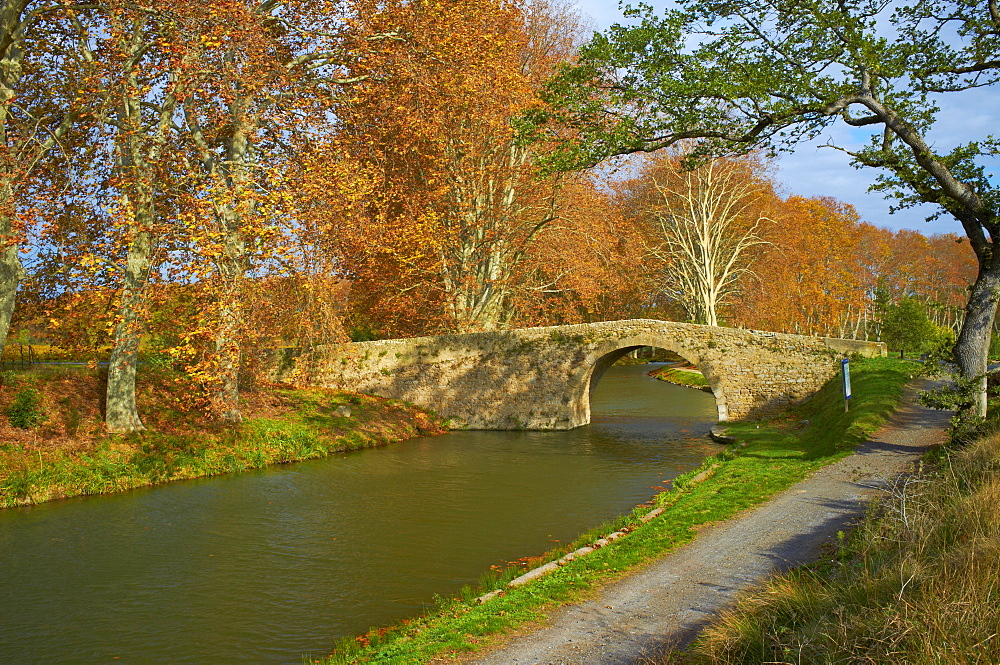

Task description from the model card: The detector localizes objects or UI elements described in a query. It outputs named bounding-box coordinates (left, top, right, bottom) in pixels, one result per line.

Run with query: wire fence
left=0, top=344, right=38, bottom=371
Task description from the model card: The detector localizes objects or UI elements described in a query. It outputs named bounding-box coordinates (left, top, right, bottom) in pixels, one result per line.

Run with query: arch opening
left=582, top=344, right=728, bottom=425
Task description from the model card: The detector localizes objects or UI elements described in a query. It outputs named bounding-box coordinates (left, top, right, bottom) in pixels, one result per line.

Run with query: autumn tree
left=43, top=0, right=197, bottom=433
left=0, top=1, right=94, bottom=354
left=623, top=152, right=775, bottom=326
left=537, top=0, right=1000, bottom=416
left=45, top=0, right=355, bottom=429
left=506, top=172, right=654, bottom=326
left=921, top=235, right=978, bottom=330
left=733, top=197, right=870, bottom=337
left=172, top=0, right=351, bottom=421
left=332, top=0, right=588, bottom=336
left=876, top=230, right=977, bottom=332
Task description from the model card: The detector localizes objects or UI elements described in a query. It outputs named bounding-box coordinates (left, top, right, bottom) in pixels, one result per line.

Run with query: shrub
left=7, top=388, right=46, bottom=429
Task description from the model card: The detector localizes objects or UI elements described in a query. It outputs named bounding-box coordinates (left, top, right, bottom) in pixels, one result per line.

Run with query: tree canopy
left=0, top=0, right=982, bottom=432
left=534, top=0, right=999, bottom=414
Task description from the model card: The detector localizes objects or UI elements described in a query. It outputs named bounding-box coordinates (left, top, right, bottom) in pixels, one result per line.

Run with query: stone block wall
left=275, top=319, right=886, bottom=430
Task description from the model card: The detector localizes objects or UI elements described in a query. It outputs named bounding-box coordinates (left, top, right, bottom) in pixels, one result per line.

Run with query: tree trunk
left=705, top=299, right=718, bottom=327
left=213, top=210, right=245, bottom=423
left=0, top=3, right=25, bottom=356
left=954, top=257, right=1000, bottom=418
left=106, top=227, right=154, bottom=433
left=0, top=208, right=23, bottom=353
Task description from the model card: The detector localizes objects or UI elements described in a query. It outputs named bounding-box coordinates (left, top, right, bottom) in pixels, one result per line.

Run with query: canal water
left=0, top=363, right=718, bottom=663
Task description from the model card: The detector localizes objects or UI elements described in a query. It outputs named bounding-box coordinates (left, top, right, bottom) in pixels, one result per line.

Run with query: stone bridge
left=281, top=319, right=885, bottom=430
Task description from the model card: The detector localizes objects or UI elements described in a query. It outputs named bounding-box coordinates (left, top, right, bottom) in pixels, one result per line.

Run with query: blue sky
left=572, top=0, right=1000, bottom=236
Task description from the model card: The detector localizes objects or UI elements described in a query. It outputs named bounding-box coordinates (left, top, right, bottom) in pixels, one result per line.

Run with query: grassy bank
left=0, top=366, right=445, bottom=508
left=682, top=413, right=1000, bottom=663
left=316, top=357, right=916, bottom=664
left=649, top=365, right=711, bottom=391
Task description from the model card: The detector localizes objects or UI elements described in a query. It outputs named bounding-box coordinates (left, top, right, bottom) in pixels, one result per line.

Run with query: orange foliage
left=328, top=0, right=588, bottom=336
left=511, top=174, right=658, bottom=326
left=732, top=196, right=976, bottom=338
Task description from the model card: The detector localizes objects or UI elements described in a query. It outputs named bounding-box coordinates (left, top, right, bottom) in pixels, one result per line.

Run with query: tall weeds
left=688, top=433, right=1000, bottom=664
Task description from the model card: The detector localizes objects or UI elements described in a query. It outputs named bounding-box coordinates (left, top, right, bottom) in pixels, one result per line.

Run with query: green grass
left=0, top=378, right=440, bottom=508
left=651, top=366, right=711, bottom=390
left=316, top=357, right=916, bottom=664
left=685, top=409, right=1000, bottom=665
left=0, top=417, right=395, bottom=508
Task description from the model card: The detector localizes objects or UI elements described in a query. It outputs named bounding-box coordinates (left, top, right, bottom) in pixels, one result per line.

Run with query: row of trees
left=3, top=0, right=983, bottom=432
left=615, top=150, right=975, bottom=344
left=7, top=0, right=604, bottom=432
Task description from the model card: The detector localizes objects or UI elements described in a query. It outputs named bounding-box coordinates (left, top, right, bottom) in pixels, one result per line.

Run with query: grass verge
left=649, top=365, right=711, bottom=390
left=315, top=356, right=916, bottom=664
left=681, top=408, right=1000, bottom=664
left=0, top=366, right=445, bottom=508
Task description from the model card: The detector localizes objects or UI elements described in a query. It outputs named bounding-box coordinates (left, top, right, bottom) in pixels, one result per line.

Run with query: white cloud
left=573, top=0, right=636, bottom=30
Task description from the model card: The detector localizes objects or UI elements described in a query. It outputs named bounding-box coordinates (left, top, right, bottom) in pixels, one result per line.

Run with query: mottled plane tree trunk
left=208, top=121, right=251, bottom=424
left=102, top=6, right=186, bottom=432
left=184, top=85, right=254, bottom=423
left=105, top=210, right=155, bottom=432
left=0, top=0, right=31, bottom=355
left=0, top=183, right=25, bottom=350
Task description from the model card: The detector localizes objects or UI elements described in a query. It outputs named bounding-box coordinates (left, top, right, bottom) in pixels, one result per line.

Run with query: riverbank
left=318, top=356, right=917, bottom=664
left=0, top=366, right=446, bottom=508
left=648, top=363, right=712, bottom=391
left=475, top=379, right=950, bottom=664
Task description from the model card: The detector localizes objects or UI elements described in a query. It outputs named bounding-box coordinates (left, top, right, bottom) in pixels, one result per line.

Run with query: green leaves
left=6, top=387, right=45, bottom=429
left=535, top=0, right=992, bottom=179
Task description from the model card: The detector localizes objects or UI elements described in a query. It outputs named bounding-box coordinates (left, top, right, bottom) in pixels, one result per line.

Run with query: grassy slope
left=649, top=365, right=711, bottom=390
left=686, top=405, right=1000, bottom=664
left=319, top=357, right=916, bottom=664
left=0, top=366, right=445, bottom=508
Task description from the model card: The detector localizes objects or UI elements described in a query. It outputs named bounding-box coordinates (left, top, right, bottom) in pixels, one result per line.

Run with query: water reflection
left=0, top=363, right=717, bottom=663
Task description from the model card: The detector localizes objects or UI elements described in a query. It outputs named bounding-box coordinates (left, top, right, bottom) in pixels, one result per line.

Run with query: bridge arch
left=577, top=336, right=729, bottom=425
left=286, top=319, right=886, bottom=430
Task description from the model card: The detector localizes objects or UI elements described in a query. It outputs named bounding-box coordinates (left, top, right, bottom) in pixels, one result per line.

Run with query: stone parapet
left=274, top=320, right=886, bottom=430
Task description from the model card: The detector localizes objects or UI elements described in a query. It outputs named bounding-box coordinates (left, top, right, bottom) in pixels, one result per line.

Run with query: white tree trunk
left=648, top=159, right=770, bottom=327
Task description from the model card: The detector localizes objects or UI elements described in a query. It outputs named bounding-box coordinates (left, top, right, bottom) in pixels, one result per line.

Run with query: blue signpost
left=842, top=358, right=852, bottom=412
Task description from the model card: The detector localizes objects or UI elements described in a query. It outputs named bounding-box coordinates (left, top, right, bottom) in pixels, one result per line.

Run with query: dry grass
left=680, top=432, right=1000, bottom=665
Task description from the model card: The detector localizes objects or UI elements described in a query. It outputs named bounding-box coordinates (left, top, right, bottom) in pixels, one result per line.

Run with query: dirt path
left=472, top=381, right=950, bottom=665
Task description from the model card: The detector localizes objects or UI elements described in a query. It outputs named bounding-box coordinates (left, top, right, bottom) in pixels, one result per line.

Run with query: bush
left=348, top=325, right=380, bottom=342
left=7, top=388, right=46, bottom=429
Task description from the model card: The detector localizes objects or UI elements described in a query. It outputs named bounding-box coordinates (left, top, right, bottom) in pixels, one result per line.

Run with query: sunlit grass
left=650, top=366, right=711, bottom=390
left=0, top=368, right=443, bottom=508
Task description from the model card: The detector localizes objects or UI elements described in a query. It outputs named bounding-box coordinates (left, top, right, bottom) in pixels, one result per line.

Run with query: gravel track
left=472, top=380, right=950, bottom=665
